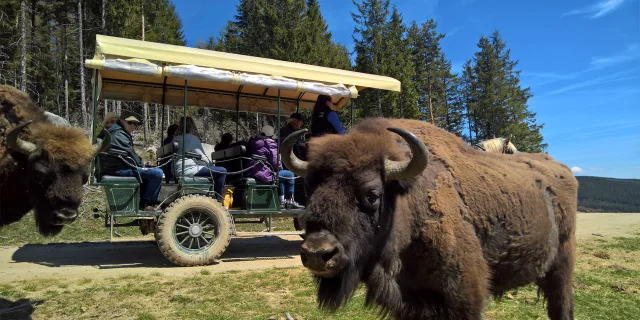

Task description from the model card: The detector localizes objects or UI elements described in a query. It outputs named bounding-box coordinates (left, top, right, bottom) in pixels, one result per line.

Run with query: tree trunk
left=55, top=26, right=61, bottom=115
left=102, top=0, right=106, bottom=31
left=63, top=22, right=69, bottom=120
left=30, top=0, right=37, bottom=102
left=104, top=100, right=108, bottom=117
left=78, top=0, right=87, bottom=129
left=443, top=75, right=449, bottom=130
left=116, top=101, right=121, bottom=114
left=19, top=0, right=27, bottom=92
left=428, top=87, right=434, bottom=125
left=143, top=102, right=148, bottom=144
left=155, top=104, right=159, bottom=138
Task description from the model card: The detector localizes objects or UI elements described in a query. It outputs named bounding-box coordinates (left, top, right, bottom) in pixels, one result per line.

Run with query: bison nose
left=55, top=209, right=78, bottom=224
left=300, top=233, right=344, bottom=276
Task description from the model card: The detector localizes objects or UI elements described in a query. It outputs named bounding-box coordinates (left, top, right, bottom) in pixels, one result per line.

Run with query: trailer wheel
left=155, top=194, right=232, bottom=266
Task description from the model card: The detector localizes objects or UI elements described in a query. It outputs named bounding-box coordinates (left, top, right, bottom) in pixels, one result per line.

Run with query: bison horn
left=280, top=129, right=308, bottom=177
left=91, top=129, right=111, bottom=156
left=5, top=121, right=38, bottom=155
left=384, top=128, right=429, bottom=180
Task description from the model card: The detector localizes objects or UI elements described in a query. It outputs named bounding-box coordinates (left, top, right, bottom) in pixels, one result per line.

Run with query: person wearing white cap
left=247, top=124, right=304, bottom=209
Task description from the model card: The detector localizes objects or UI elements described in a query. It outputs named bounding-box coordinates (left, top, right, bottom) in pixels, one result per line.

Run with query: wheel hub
left=189, top=224, right=203, bottom=237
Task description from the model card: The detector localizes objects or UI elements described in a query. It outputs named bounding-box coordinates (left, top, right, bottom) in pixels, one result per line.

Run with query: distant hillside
left=576, top=176, right=640, bottom=213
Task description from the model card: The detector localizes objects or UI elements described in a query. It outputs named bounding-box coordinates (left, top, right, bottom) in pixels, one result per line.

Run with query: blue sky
left=173, top=0, right=640, bottom=179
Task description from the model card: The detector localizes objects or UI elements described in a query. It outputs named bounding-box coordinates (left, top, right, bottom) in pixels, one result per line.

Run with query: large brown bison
left=0, top=85, right=110, bottom=235
left=281, top=118, right=577, bottom=320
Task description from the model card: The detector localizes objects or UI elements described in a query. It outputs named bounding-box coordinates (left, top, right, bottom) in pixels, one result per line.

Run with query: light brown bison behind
left=282, top=118, right=578, bottom=320
left=0, top=85, right=109, bottom=235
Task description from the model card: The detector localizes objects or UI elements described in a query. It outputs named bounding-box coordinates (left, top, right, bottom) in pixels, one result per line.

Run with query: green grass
left=0, top=190, right=297, bottom=246
left=1, top=236, right=639, bottom=320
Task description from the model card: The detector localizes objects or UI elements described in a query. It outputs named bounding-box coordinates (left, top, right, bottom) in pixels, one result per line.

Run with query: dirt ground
left=1, top=212, right=638, bottom=284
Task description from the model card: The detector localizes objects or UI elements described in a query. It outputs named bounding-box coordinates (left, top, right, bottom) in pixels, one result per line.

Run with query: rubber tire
left=155, top=194, right=232, bottom=267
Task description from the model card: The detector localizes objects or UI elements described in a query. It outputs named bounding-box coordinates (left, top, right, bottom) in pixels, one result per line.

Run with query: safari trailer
left=85, top=34, right=401, bottom=267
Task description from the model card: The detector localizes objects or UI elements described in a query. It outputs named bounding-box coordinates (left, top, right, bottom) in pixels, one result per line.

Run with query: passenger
left=279, top=112, right=304, bottom=141
left=248, top=125, right=304, bottom=209
left=163, top=124, right=179, bottom=145
left=214, top=132, right=234, bottom=151
left=99, top=111, right=163, bottom=211
left=97, top=112, right=119, bottom=141
left=279, top=112, right=307, bottom=163
left=310, top=94, right=347, bottom=138
left=173, top=117, right=228, bottom=202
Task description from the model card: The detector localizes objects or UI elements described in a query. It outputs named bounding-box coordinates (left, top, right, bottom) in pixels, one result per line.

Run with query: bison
left=0, top=85, right=110, bottom=236
left=281, top=118, right=577, bottom=320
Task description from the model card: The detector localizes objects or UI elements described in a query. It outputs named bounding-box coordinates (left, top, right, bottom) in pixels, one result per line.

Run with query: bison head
left=281, top=124, right=428, bottom=310
left=5, top=120, right=110, bottom=235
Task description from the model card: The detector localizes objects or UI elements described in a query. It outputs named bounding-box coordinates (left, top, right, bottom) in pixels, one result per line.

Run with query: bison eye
left=366, top=191, right=380, bottom=205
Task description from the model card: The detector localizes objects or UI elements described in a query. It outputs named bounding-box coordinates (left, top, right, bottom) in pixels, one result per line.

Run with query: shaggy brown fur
left=1, top=85, right=94, bottom=235
left=301, top=118, right=577, bottom=320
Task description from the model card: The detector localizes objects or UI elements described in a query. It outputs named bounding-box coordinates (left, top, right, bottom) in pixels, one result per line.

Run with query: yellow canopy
left=85, top=35, right=401, bottom=115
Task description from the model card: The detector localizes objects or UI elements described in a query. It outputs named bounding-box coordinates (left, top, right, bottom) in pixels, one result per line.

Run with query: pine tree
left=464, top=30, right=547, bottom=152
left=380, top=7, right=418, bottom=119
left=352, top=0, right=390, bottom=118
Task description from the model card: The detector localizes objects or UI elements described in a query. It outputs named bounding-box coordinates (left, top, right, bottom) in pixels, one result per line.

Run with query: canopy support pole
left=235, top=96, right=239, bottom=140
left=89, top=69, right=99, bottom=184
left=182, top=80, right=187, bottom=177
left=160, top=76, right=167, bottom=144
left=276, top=89, right=281, bottom=211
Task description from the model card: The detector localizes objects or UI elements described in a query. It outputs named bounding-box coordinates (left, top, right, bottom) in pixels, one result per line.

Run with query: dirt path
left=0, top=233, right=303, bottom=283
left=575, top=212, right=640, bottom=240
left=1, top=213, right=638, bottom=284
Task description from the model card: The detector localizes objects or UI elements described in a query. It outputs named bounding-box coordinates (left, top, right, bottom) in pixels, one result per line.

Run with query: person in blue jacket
left=310, top=95, right=347, bottom=138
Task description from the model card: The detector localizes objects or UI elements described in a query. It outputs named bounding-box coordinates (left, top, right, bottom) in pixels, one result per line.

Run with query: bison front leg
left=537, top=236, right=575, bottom=320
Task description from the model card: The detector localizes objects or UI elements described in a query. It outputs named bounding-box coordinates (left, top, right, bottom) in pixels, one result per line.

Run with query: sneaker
left=288, top=198, right=304, bottom=210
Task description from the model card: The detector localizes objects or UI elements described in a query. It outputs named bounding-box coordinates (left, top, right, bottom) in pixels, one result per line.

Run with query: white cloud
left=590, top=43, right=640, bottom=67
left=571, top=166, right=584, bottom=174
left=544, top=69, right=639, bottom=96
left=564, top=0, right=628, bottom=19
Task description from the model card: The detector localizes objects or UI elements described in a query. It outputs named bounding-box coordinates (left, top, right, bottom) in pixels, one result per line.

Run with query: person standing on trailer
left=310, top=95, right=347, bottom=138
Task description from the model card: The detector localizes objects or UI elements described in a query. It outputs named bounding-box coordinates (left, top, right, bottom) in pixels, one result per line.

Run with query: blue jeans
left=195, top=165, right=227, bottom=201
left=116, top=167, right=164, bottom=206
left=278, top=170, right=295, bottom=197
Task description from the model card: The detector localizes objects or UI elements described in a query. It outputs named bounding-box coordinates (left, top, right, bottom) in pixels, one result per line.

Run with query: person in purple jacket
left=247, top=125, right=304, bottom=209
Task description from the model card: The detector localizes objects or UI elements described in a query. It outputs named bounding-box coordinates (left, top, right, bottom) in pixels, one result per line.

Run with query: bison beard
left=284, top=118, right=577, bottom=320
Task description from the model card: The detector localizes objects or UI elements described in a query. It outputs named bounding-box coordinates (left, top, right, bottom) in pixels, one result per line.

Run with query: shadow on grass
left=0, top=297, right=41, bottom=320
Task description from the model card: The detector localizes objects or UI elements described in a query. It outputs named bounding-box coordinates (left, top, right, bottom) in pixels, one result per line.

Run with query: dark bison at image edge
left=281, top=118, right=578, bottom=320
left=0, top=85, right=110, bottom=236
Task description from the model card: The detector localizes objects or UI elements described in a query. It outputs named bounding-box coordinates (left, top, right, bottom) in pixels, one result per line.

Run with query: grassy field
left=1, top=229, right=639, bottom=319
left=0, top=190, right=296, bottom=247
left=2, top=193, right=640, bottom=319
